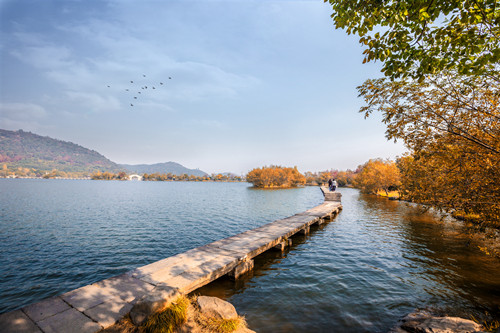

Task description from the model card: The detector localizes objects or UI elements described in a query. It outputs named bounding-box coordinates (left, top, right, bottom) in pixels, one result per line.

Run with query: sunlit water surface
left=1, top=179, right=499, bottom=332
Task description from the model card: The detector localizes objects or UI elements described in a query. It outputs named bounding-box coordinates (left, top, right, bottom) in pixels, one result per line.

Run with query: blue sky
left=0, top=0, right=406, bottom=174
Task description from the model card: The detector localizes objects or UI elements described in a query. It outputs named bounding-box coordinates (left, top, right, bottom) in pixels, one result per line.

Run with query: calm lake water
left=1, top=179, right=499, bottom=332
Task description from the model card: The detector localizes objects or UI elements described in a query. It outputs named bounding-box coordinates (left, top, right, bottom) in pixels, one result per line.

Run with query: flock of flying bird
left=107, top=74, right=172, bottom=107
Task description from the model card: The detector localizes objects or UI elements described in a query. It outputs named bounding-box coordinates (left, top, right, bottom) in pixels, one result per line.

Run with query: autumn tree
left=246, top=166, right=306, bottom=188
left=359, top=73, right=500, bottom=225
left=0, top=164, right=10, bottom=177
left=90, top=171, right=116, bottom=180
left=43, top=169, right=68, bottom=179
left=304, top=171, right=319, bottom=185
left=336, top=170, right=356, bottom=187
left=358, top=74, right=500, bottom=155
left=397, top=150, right=499, bottom=226
left=353, top=159, right=401, bottom=194
left=116, top=171, right=128, bottom=180
left=327, top=1, right=500, bottom=227
left=318, top=171, right=332, bottom=185
left=325, top=0, right=500, bottom=79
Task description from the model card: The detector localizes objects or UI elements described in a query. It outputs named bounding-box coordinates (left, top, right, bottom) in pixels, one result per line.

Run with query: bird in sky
left=107, top=74, right=174, bottom=109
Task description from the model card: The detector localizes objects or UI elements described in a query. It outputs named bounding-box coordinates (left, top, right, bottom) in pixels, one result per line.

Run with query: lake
left=1, top=179, right=499, bottom=332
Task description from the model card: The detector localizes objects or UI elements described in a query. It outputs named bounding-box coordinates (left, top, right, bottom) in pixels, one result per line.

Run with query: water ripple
left=0, top=180, right=322, bottom=313
left=1, top=181, right=499, bottom=333
left=196, top=188, right=500, bottom=332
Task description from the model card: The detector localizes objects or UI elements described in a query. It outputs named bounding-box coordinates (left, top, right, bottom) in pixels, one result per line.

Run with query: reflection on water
left=196, top=188, right=500, bottom=333
left=0, top=179, right=323, bottom=314
left=1, top=181, right=499, bottom=332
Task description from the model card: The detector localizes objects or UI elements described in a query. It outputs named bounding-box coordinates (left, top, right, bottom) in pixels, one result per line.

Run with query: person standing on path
left=332, top=179, right=337, bottom=191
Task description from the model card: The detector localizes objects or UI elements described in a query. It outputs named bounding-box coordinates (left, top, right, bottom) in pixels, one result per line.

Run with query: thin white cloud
left=127, top=100, right=177, bottom=113
left=10, top=32, right=74, bottom=70
left=0, top=102, right=47, bottom=120
left=0, top=102, right=48, bottom=131
left=194, top=119, right=226, bottom=129
left=63, top=91, right=121, bottom=113
left=166, top=60, right=260, bottom=101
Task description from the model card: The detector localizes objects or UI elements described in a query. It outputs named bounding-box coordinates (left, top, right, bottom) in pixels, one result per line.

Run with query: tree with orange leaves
left=353, top=159, right=401, bottom=195
left=246, top=166, right=306, bottom=188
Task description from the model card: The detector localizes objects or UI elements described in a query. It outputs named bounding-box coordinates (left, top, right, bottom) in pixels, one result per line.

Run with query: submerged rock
left=389, top=310, right=487, bottom=333
left=178, top=296, right=255, bottom=333
left=196, top=295, right=238, bottom=319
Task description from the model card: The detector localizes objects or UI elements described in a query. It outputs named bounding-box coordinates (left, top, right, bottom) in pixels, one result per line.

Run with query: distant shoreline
left=0, top=176, right=246, bottom=182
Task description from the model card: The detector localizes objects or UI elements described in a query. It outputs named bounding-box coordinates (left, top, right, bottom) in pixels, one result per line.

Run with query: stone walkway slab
left=83, top=296, right=133, bottom=328
left=23, top=297, right=70, bottom=323
left=61, top=284, right=115, bottom=312
left=93, top=274, right=155, bottom=304
left=0, top=191, right=341, bottom=332
left=0, top=310, right=41, bottom=333
left=36, top=308, right=101, bottom=333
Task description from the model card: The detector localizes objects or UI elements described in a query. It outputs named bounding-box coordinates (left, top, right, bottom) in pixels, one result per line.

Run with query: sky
left=0, top=0, right=406, bottom=175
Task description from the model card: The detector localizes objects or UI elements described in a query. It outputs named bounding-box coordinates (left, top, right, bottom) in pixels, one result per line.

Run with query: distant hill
left=0, top=129, right=122, bottom=173
left=121, top=162, right=208, bottom=177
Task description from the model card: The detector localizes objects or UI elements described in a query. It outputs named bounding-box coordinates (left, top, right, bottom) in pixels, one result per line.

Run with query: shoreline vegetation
left=0, top=166, right=245, bottom=182
left=93, top=171, right=244, bottom=182
left=246, top=166, right=306, bottom=188
left=322, top=0, right=500, bottom=258
left=2, top=156, right=498, bottom=235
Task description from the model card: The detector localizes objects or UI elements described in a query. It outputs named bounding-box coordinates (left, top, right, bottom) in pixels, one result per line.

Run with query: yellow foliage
left=359, top=73, right=500, bottom=227
left=376, top=190, right=400, bottom=199
left=352, top=159, right=401, bottom=194
left=246, top=166, right=306, bottom=188
left=397, top=142, right=500, bottom=227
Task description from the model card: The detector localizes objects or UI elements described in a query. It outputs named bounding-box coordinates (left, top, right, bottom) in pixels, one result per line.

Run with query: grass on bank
left=199, top=315, right=246, bottom=333
left=143, top=296, right=189, bottom=333
left=140, top=294, right=246, bottom=333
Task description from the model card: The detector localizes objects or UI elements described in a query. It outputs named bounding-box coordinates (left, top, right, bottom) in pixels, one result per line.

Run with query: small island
left=246, top=165, right=306, bottom=188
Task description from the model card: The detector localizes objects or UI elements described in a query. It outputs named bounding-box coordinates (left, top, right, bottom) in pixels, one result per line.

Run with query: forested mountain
left=0, top=129, right=122, bottom=173
left=0, top=129, right=212, bottom=177
left=120, top=162, right=208, bottom=177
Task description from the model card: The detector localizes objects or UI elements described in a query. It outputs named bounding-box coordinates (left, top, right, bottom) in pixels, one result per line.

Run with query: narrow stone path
left=0, top=188, right=341, bottom=333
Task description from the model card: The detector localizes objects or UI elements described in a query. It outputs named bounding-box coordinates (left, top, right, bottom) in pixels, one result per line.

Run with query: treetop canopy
left=325, top=0, right=500, bottom=79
